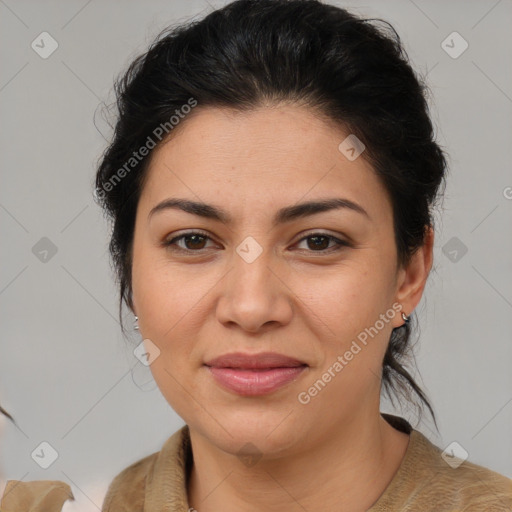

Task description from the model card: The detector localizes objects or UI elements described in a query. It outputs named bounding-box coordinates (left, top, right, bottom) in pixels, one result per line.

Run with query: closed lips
left=204, top=352, right=307, bottom=369
left=204, top=352, right=309, bottom=396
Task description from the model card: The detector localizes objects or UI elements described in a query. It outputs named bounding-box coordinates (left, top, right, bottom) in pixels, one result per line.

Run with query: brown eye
left=163, top=231, right=349, bottom=255
left=306, top=235, right=331, bottom=251
left=296, top=233, right=349, bottom=253
left=181, top=234, right=207, bottom=250
left=164, top=231, right=215, bottom=252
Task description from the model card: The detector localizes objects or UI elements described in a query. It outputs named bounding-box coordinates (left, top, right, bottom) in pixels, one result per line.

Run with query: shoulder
left=1, top=480, right=74, bottom=511
left=101, top=450, right=159, bottom=511
left=101, top=425, right=190, bottom=511
left=372, top=427, right=512, bottom=511
left=424, top=446, right=512, bottom=510
left=407, top=430, right=511, bottom=510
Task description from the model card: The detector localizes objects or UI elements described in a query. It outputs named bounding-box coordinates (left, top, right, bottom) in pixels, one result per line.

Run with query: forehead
left=138, top=105, right=392, bottom=224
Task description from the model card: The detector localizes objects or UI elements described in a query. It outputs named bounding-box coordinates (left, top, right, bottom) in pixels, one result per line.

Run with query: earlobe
left=394, top=226, right=434, bottom=325
left=400, top=311, right=410, bottom=324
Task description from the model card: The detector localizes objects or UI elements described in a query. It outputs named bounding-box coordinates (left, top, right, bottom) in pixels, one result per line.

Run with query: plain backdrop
left=1, top=0, right=511, bottom=509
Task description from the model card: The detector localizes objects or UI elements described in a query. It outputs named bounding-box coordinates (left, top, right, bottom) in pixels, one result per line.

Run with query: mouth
left=204, top=352, right=308, bottom=396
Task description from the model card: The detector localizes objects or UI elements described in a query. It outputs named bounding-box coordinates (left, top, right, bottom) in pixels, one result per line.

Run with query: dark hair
left=0, top=404, right=15, bottom=424
left=95, top=0, right=446, bottom=426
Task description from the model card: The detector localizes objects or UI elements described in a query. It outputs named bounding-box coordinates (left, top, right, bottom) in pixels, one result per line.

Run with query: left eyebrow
left=273, top=197, right=370, bottom=225
left=148, top=197, right=370, bottom=225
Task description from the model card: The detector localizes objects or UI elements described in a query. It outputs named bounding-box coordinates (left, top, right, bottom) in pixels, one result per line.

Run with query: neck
left=187, top=411, right=410, bottom=512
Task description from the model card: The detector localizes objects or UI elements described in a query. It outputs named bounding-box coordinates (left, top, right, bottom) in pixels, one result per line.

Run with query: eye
left=163, top=231, right=349, bottom=254
left=163, top=231, right=217, bottom=252
left=294, top=232, right=349, bottom=253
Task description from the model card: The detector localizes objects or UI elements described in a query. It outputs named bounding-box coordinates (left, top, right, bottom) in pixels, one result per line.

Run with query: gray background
left=1, top=0, right=511, bottom=509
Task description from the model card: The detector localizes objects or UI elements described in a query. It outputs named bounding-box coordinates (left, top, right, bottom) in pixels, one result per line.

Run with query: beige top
left=2, top=414, right=511, bottom=511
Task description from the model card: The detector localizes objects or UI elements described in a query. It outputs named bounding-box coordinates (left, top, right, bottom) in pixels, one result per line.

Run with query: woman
left=2, top=0, right=511, bottom=510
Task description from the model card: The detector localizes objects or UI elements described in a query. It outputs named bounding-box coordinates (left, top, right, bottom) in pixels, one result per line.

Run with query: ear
left=392, top=226, right=434, bottom=328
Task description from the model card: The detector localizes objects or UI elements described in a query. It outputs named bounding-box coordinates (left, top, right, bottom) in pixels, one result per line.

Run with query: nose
left=215, top=250, right=293, bottom=334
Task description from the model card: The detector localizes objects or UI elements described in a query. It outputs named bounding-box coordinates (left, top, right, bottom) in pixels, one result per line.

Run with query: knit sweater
left=2, top=414, right=511, bottom=511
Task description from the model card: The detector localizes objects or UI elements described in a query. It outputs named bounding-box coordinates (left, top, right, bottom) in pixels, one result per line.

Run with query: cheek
left=132, top=243, right=205, bottom=331
left=131, top=253, right=207, bottom=409
left=298, top=262, right=394, bottom=335
left=295, top=268, right=396, bottom=399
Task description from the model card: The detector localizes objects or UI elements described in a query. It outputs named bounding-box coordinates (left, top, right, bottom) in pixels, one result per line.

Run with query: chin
left=191, top=408, right=307, bottom=459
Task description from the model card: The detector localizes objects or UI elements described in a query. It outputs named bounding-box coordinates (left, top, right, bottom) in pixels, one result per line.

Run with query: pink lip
left=204, top=352, right=308, bottom=396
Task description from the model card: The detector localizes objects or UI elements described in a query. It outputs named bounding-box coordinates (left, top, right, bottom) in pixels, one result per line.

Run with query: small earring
left=401, top=312, right=409, bottom=324
left=134, top=315, right=139, bottom=330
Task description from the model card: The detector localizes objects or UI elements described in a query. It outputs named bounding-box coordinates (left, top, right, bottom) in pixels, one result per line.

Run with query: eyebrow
left=148, top=197, right=370, bottom=226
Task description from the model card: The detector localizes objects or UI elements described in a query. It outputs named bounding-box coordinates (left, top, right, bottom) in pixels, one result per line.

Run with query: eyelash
left=163, top=230, right=350, bottom=255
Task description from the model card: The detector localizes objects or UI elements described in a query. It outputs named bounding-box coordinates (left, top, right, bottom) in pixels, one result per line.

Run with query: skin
left=131, top=104, right=434, bottom=511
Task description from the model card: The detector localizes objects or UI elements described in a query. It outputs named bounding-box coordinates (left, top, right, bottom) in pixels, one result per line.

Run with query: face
left=131, top=105, right=424, bottom=458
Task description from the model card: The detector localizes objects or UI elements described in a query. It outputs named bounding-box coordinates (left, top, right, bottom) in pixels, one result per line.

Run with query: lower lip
left=206, top=366, right=307, bottom=396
